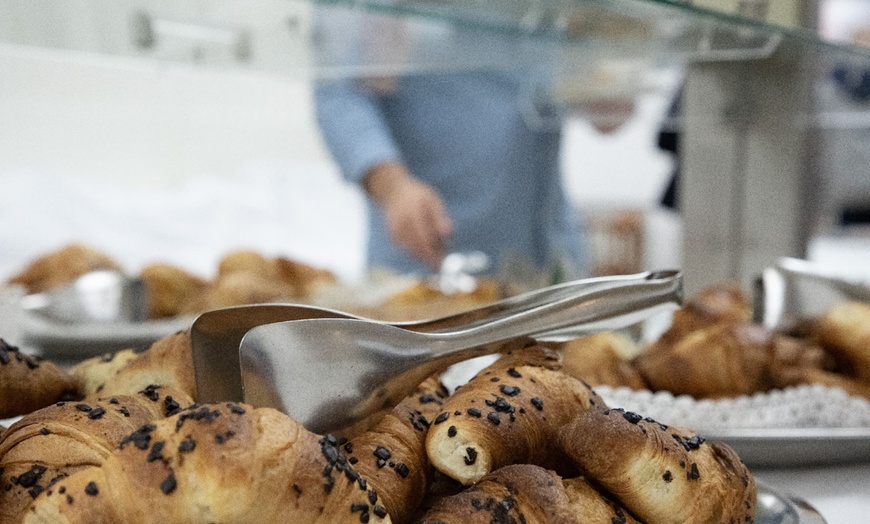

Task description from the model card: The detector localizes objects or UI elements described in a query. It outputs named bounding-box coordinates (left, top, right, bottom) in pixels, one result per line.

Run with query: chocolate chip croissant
left=557, top=406, right=756, bottom=524
left=1, top=385, right=193, bottom=524
left=0, top=339, right=78, bottom=419
left=96, top=331, right=196, bottom=400
left=417, top=464, right=641, bottom=524
left=25, top=403, right=391, bottom=524
left=343, top=377, right=448, bottom=523
left=425, top=346, right=601, bottom=485
left=69, top=349, right=139, bottom=399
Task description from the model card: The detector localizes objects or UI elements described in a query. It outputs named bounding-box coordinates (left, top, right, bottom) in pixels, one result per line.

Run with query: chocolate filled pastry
left=96, top=331, right=196, bottom=400
left=0, top=339, right=78, bottom=419
left=5, top=243, right=121, bottom=294
left=425, top=346, right=602, bottom=485
left=343, top=377, right=447, bottom=523
left=137, top=263, right=209, bottom=319
left=557, top=406, right=756, bottom=524
left=417, top=464, right=641, bottom=524
left=1, top=385, right=193, bottom=524
left=812, top=301, right=870, bottom=383
left=558, top=332, right=646, bottom=390
left=25, top=403, right=390, bottom=524
left=633, top=322, right=775, bottom=398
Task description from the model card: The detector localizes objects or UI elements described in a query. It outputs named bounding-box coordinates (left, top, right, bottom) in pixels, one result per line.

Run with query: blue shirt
left=313, top=16, right=587, bottom=279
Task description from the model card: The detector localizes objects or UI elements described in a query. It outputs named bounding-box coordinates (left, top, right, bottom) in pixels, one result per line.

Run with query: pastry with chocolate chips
left=557, top=406, right=756, bottom=524
left=25, top=403, right=389, bottom=524
left=0, top=385, right=193, bottom=523
left=425, top=346, right=601, bottom=485
left=0, top=339, right=78, bottom=419
left=417, top=464, right=640, bottom=524
left=69, top=349, right=139, bottom=399
left=343, top=376, right=447, bottom=523
left=96, top=331, right=196, bottom=400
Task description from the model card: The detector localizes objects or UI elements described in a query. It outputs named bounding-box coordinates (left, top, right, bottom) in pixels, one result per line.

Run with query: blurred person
left=313, top=10, right=633, bottom=280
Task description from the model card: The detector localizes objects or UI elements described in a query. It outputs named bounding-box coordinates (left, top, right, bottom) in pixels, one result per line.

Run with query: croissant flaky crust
left=343, top=376, right=448, bottom=523
left=0, top=385, right=194, bottom=524
left=425, top=346, right=601, bottom=485
left=25, top=403, right=391, bottom=524
left=634, top=323, right=776, bottom=398
left=0, top=340, right=78, bottom=419
left=95, top=331, right=196, bottom=400
left=417, top=464, right=641, bottom=524
left=558, top=406, right=756, bottom=524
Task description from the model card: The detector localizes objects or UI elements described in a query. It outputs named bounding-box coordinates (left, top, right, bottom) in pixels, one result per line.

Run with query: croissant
left=557, top=406, right=756, bottom=524
left=660, top=282, right=751, bottom=344
left=137, top=263, right=208, bottom=319
left=774, top=366, right=870, bottom=400
left=69, top=349, right=139, bottom=399
left=273, top=256, right=338, bottom=299
left=343, top=377, right=448, bottom=523
left=97, top=331, right=196, bottom=400
left=417, top=464, right=641, bottom=524
left=634, top=322, right=775, bottom=398
left=0, top=339, right=78, bottom=419
left=1, top=385, right=193, bottom=524
left=812, top=301, right=870, bottom=383
left=5, top=243, right=121, bottom=294
left=425, top=346, right=601, bottom=485
left=558, top=332, right=646, bottom=390
left=184, top=271, right=298, bottom=314
left=25, top=403, right=391, bottom=524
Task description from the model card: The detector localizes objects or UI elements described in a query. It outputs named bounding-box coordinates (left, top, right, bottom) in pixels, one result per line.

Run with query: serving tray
left=705, top=427, right=870, bottom=468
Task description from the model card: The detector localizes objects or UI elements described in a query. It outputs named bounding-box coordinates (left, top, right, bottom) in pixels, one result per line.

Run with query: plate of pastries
left=1, top=312, right=828, bottom=522
left=550, top=281, right=870, bottom=467
left=2, top=244, right=501, bottom=358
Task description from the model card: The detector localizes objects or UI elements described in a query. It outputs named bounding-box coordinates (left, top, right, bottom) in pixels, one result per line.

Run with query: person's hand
left=364, top=162, right=453, bottom=271
left=581, top=97, right=636, bottom=134
left=852, top=27, right=870, bottom=48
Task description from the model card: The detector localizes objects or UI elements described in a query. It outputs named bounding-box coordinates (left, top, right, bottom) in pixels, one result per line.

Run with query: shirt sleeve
left=313, top=78, right=403, bottom=185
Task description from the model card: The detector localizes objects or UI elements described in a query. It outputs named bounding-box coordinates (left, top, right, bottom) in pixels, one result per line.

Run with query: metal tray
left=19, top=311, right=195, bottom=358
left=705, top=427, right=870, bottom=468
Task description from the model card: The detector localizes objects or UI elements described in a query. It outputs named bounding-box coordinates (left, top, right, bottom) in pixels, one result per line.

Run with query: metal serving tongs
left=191, top=270, right=679, bottom=404
left=234, top=270, right=681, bottom=434
left=755, top=257, right=870, bottom=332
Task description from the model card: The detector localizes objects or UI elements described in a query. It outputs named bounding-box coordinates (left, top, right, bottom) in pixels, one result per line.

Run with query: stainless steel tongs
left=227, top=270, right=682, bottom=434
